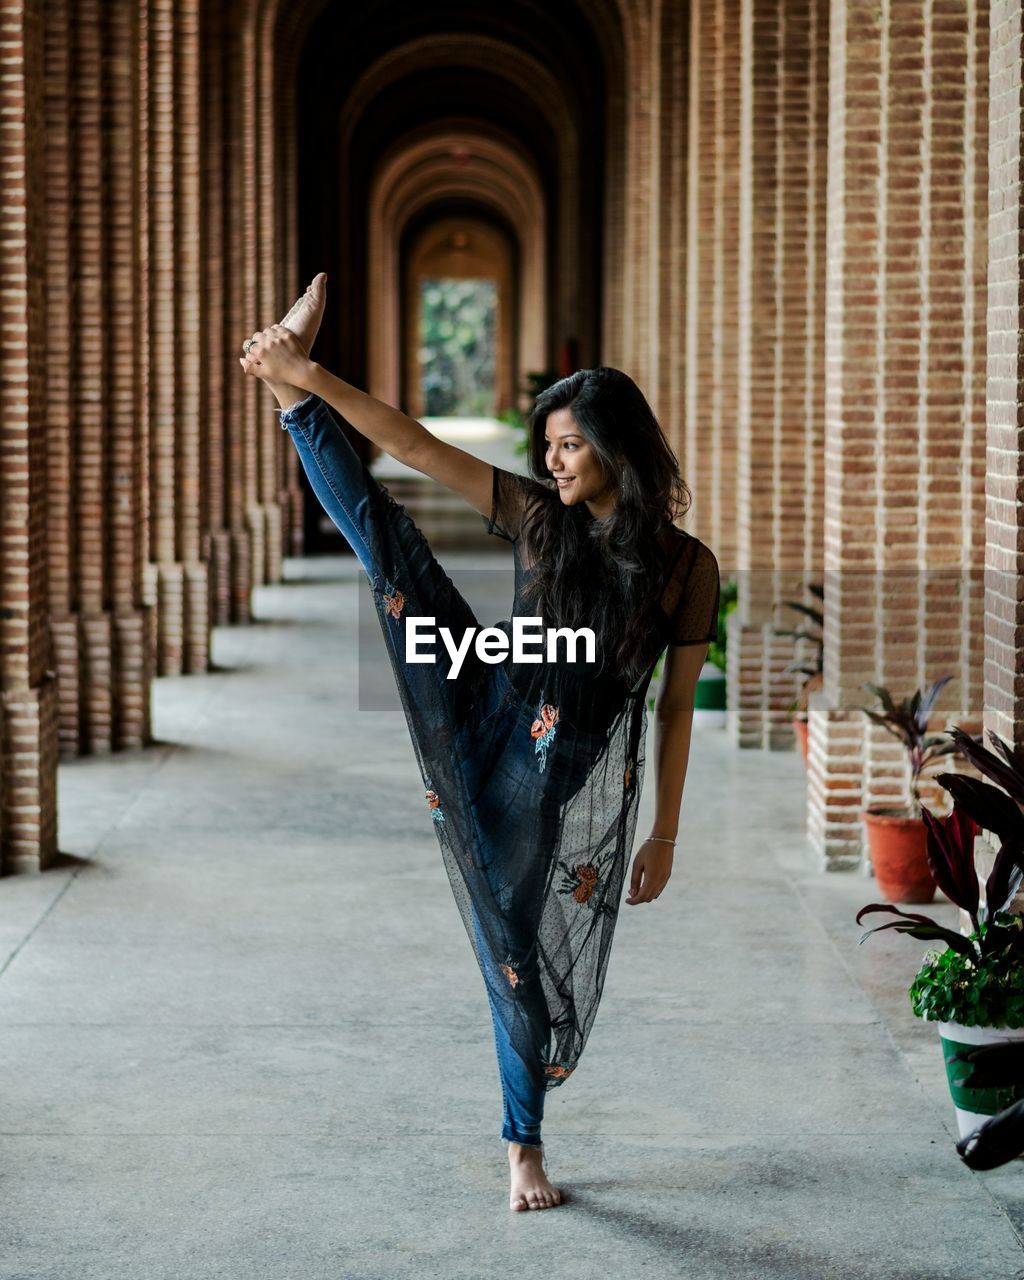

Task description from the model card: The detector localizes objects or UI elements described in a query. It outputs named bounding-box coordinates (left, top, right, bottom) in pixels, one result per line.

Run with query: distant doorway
left=419, top=276, right=497, bottom=417
left=403, top=217, right=515, bottom=419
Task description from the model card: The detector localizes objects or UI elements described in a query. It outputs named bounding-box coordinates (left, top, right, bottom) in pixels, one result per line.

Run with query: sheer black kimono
left=365, top=462, right=721, bottom=1091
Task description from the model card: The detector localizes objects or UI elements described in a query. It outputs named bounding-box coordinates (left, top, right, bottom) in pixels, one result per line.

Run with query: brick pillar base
left=1, top=675, right=59, bottom=874
left=727, top=623, right=763, bottom=747
left=113, top=609, right=152, bottom=748
left=764, top=626, right=800, bottom=750
left=727, top=622, right=801, bottom=750
left=155, top=561, right=209, bottom=676
left=263, top=501, right=283, bottom=585
left=156, top=561, right=185, bottom=676
left=287, top=484, right=304, bottom=557
left=806, top=692, right=863, bottom=871
left=246, top=505, right=266, bottom=595
left=280, top=484, right=304, bottom=558
left=230, top=528, right=252, bottom=624
left=209, top=530, right=233, bottom=626
left=50, top=615, right=81, bottom=756
left=183, top=562, right=209, bottom=674
left=81, top=612, right=113, bottom=753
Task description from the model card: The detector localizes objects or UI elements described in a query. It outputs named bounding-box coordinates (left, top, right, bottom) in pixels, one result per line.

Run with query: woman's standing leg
left=467, top=898, right=545, bottom=1147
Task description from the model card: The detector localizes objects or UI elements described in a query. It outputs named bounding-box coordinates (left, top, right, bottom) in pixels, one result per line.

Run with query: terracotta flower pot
left=861, top=807, right=935, bottom=903
left=792, top=716, right=809, bottom=765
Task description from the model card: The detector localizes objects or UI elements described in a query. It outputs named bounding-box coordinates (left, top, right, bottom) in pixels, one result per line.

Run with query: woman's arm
left=625, top=641, right=707, bottom=905
left=307, top=364, right=495, bottom=518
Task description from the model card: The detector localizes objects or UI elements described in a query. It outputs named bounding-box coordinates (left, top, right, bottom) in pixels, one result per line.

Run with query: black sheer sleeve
left=483, top=465, right=548, bottom=543
left=664, top=537, right=720, bottom=647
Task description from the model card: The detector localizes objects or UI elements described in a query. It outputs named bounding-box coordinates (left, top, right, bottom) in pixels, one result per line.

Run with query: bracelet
left=645, top=836, right=675, bottom=845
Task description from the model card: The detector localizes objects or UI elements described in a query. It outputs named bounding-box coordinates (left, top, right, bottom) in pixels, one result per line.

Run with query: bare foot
left=263, top=272, right=328, bottom=409
left=281, top=272, right=327, bottom=356
left=508, top=1143, right=562, bottom=1212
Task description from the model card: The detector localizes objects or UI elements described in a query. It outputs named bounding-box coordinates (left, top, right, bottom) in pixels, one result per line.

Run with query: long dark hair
left=519, top=367, right=692, bottom=687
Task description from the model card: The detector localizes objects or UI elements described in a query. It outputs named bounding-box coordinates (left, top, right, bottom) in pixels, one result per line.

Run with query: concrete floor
left=2, top=554, right=1023, bottom=1280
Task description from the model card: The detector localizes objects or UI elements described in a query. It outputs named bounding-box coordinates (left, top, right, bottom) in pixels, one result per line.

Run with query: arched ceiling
left=285, top=0, right=621, bottom=387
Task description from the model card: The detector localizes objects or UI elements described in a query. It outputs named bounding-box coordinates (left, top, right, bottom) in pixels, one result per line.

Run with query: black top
left=482, top=465, right=721, bottom=732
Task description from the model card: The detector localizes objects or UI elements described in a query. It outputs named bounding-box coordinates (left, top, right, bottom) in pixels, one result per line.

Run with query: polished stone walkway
left=2, top=556, right=1023, bottom=1280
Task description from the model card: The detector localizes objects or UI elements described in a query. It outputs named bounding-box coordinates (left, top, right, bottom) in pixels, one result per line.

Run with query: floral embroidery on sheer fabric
left=530, top=701, right=559, bottom=772
left=380, top=576, right=404, bottom=621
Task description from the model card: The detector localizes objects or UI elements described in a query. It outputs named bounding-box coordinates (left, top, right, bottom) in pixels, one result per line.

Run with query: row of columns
left=681, top=0, right=1019, bottom=869
left=0, top=0, right=305, bottom=871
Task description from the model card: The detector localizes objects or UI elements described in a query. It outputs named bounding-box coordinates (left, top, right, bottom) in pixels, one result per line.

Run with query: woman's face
left=543, top=407, right=617, bottom=518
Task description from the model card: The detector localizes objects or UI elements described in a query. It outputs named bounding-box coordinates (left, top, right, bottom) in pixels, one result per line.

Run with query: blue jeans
left=277, top=392, right=546, bottom=1148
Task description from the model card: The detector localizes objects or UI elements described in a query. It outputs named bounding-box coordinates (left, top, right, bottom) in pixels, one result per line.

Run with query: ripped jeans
left=276, top=391, right=546, bottom=1149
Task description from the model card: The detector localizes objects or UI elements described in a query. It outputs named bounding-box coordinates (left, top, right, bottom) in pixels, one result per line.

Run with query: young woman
left=239, top=275, right=720, bottom=1212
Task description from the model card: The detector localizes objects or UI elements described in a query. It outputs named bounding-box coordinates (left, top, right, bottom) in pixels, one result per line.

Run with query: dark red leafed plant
left=855, top=675, right=961, bottom=816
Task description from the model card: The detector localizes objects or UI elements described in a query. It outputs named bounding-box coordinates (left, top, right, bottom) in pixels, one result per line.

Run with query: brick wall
left=987, top=1, right=1024, bottom=745
left=1, top=0, right=58, bottom=869
left=733, top=0, right=830, bottom=750
left=685, top=0, right=741, bottom=563
left=808, top=0, right=989, bottom=869
left=1, top=0, right=299, bottom=871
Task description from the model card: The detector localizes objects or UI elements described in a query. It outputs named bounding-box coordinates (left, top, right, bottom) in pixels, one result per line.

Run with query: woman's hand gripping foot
left=508, top=1142, right=563, bottom=1212
left=238, top=272, right=327, bottom=410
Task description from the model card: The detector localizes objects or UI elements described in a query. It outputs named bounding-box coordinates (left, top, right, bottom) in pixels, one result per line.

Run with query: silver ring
left=244, top=338, right=257, bottom=353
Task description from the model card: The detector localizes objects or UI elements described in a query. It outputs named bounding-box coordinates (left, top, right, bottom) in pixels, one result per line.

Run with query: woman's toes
left=511, top=1194, right=528, bottom=1212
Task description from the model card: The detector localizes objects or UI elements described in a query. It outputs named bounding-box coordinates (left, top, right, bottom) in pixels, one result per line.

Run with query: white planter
left=937, top=1020, right=1024, bottom=1140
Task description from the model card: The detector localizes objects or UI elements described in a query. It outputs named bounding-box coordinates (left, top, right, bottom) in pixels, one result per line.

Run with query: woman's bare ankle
left=267, top=381, right=307, bottom=411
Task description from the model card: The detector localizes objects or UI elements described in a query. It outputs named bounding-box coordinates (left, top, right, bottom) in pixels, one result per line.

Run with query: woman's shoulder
left=663, top=523, right=716, bottom=561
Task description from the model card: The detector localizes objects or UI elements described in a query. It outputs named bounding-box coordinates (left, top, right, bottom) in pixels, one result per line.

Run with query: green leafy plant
left=855, top=675, right=961, bottom=817
left=908, top=917, right=1024, bottom=1025
left=773, top=584, right=823, bottom=719
left=706, top=578, right=737, bottom=674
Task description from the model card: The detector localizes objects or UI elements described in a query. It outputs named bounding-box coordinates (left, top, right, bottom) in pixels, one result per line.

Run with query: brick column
left=277, top=24, right=304, bottom=558
left=221, top=20, right=256, bottom=624
left=652, top=0, right=689, bottom=467
left=108, top=0, right=153, bottom=746
left=733, top=0, right=830, bottom=750
left=42, top=0, right=80, bottom=756
left=0, top=0, right=58, bottom=871
left=200, top=1, right=232, bottom=626
left=148, top=0, right=210, bottom=674
left=988, top=1, right=1024, bottom=743
left=257, top=6, right=283, bottom=587
left=809, top=0, right=988, bottom=869
left=685, top=0, right=741, bottom=560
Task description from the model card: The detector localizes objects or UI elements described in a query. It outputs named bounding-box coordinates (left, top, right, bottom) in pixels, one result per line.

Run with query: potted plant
left=855, top=675, right=961, bottom=902
left=774, top=584, right=823, bottom=765
left=857, top=724, right=1024, bottom=1141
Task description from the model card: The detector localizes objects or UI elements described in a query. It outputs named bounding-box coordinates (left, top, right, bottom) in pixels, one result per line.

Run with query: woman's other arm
left=625, top=640, right=707, bottom=905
